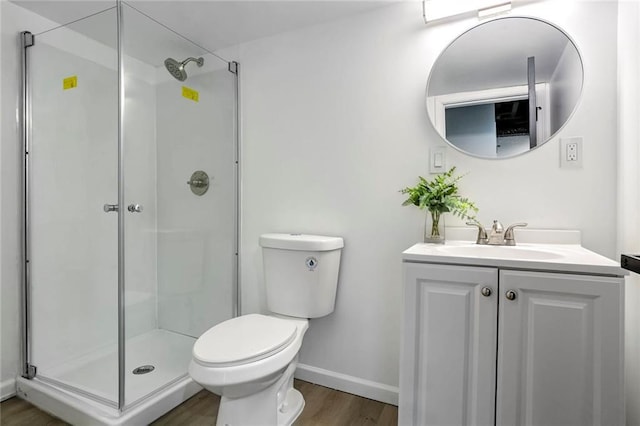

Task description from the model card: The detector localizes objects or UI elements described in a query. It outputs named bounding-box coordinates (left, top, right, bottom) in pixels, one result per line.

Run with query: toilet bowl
left=189, top=314, right=309, bottom=425
left=189, top=234, right=343, bottom=426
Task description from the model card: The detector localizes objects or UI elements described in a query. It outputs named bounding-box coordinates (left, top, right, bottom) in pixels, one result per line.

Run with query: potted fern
left=400, top=167, right=478, bottom=244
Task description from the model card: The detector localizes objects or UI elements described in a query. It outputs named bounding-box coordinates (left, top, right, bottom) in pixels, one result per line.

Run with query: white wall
left=222, top=0, right=620, bottom=403
left=0, top=0, right=10, bottom=402
left=155, top=65, right=236, bottom=338
left=617, top=1, right=640, bottom=424
left=1, top=0, right=58, bottom=401
left=0, top=0, right=4, bottom=400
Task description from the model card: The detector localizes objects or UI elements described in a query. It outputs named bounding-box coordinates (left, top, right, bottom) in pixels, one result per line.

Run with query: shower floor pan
left=16, top=329, right=201, bottom=425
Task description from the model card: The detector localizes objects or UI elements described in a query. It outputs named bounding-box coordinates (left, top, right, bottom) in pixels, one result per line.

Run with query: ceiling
left=428, top=17, right=576, bottom=96
left=12, top=0, right=396, bottom=62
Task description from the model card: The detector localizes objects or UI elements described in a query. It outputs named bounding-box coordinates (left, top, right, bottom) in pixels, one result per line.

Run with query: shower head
left=164, top=57, right=204, bottom=82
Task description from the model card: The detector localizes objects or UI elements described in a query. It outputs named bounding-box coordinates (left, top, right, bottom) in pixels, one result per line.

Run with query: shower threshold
left=16, top=375, right=201, bottom=425
left=16, top=329, right=201, bottom=425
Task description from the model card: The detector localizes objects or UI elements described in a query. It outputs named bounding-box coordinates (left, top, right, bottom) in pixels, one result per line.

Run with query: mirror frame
left=425, top=16, right=584, bottom=160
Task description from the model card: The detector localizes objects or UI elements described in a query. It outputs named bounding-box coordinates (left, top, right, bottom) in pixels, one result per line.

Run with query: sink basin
left=435, top=244, right=563, bottom=261
left=403, top=232, right=627, bottom=276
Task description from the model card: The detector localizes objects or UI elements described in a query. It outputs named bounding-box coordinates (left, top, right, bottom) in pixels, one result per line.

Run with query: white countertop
left=403, top=240, right=627, bottom=277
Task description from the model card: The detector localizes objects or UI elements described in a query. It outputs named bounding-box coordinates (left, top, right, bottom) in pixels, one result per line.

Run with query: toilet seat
left=193, top=314, right=297, bottom=367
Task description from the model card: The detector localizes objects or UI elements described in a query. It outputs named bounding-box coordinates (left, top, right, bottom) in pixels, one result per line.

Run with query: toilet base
left=278, top=388, right=305, bottom=425
left=215, top=360, right=304, bottom=426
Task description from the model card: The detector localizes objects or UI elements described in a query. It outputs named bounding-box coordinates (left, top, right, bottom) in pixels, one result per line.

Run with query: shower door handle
left=127, top=204, right=143, bottom=213
left=103, top=204, right=119, bottom=213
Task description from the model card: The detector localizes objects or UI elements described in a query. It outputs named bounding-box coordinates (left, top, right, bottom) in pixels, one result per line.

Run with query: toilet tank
left=259, top=234, right=344, bottom=318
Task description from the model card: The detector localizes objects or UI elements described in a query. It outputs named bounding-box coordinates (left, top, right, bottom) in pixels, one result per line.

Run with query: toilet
left=189, top=233, right=344, bottom=426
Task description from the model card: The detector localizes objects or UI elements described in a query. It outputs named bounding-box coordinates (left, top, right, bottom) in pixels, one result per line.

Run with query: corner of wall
left=1, top=378, right=16, bottom=402
left=0, top=0, right=21, bottom=399
left=616, top=1, right=640, bottom=425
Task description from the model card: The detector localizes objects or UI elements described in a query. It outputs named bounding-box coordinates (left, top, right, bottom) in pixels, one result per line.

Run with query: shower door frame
left=116, top=0, right=126, bottom=409
left=19, top=0, right=241, bottom=412
left=19, top=29, right=35, bottom=383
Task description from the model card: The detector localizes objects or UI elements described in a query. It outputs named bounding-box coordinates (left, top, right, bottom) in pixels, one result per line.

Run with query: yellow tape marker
left=63, top=76, right=78, bottom=90
left=182, top=86, right=199, bottom=102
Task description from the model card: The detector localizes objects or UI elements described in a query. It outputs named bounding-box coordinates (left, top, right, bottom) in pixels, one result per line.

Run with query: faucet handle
left=504, top=223, right=528, bottom=246
left=466, top=221, right=488, bottom=245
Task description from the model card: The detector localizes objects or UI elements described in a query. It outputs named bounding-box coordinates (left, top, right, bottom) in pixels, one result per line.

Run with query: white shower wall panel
left=123, top=70, right=159, bottom=340
left=155, top=68, right=235, bottom=338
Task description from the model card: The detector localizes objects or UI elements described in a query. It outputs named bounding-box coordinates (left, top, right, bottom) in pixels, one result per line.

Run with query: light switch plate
left=560, top=137, right=583, bottom=169
left=429, top=147, right=447, bottom=174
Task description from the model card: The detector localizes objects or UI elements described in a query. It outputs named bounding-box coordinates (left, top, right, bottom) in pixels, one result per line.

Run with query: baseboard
left=1, top=378, right=16, bottom=401
left=295, top=363, right=398, bottom=406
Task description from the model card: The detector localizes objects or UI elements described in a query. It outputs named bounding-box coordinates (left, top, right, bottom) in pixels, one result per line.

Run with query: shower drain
left=132, top=365, right=155, bottom=375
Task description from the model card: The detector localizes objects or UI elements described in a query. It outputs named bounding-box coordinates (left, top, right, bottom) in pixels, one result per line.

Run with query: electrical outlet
left=560, top=137, right=583, bottom=169
left=567, top=143, right=578, bottom=161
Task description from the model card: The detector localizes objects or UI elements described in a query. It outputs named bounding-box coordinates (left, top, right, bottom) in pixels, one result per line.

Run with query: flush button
left=305, top=257, right=318, bottom=271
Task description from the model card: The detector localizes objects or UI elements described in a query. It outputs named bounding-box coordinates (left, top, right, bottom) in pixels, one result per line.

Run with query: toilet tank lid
left=260, top=233, right=344, bottom=251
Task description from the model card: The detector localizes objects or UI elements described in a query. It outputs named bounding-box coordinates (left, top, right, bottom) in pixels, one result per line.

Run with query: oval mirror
left=426, top=17, right=583, bottom=159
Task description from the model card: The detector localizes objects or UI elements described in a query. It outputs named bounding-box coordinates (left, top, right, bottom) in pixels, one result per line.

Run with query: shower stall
left=17, top=1, right=238, bottom=423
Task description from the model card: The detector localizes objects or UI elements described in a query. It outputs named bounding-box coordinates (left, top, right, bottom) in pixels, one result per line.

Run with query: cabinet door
left=497, top=270, right=624, bottom=426
left=400, top=263, right=498, bottom=426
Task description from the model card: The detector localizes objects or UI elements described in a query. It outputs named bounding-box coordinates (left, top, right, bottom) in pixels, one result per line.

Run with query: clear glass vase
left=424, top=211, right=445, bottom=244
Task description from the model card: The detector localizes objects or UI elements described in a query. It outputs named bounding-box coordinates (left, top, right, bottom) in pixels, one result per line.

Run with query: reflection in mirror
left=426, top=17, right=583, bottom=159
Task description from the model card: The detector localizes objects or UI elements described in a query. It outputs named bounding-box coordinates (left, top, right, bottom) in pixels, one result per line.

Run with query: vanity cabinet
left=399, top=261, right=624, bottom=426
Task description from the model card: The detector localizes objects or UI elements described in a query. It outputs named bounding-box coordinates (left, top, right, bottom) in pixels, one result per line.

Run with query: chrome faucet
left=488, top=220, right=505, bottom=245
left=467, top=220, right=528, bottom=245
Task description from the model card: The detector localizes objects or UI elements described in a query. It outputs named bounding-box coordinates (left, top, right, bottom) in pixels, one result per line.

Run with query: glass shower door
left=24, top=1, right=237, bottom=411
left=121, top=3, right=237, bottom=407
left=28, top=6, right=120, bottom=406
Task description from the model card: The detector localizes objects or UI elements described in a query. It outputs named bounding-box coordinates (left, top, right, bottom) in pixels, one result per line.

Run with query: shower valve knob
left=187, top=171, right=210, bottom=196
left=127, top=204, right=143, bottom=213
left=187, top=179, right=205, bottom=187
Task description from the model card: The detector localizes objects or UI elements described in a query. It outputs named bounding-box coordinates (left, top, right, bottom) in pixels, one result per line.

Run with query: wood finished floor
left=0, top=380, right=398, bottom=426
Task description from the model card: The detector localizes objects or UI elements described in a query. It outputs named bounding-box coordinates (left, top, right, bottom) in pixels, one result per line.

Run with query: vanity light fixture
left=422, top=0, right=512, bottom=24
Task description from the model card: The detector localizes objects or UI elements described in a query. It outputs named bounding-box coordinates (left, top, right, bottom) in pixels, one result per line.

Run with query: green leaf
left=400, top=167, right=478, bottom=220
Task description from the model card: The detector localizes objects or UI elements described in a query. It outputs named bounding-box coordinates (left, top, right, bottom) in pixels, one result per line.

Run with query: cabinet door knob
left=481, top=286, right=492, bottom=297
left=505, top=290, right=517, bottom=301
